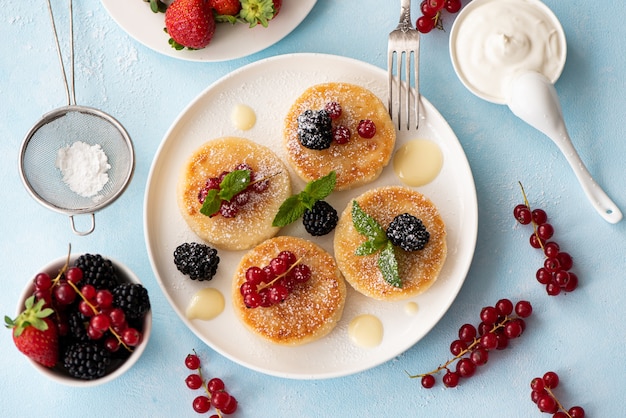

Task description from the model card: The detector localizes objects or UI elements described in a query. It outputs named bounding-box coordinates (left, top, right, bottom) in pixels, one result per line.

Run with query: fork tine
left=388, top=0, right=420, bottom=131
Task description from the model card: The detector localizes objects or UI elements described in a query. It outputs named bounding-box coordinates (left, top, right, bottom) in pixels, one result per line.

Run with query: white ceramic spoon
left=506, top=71, right=622, bottom=224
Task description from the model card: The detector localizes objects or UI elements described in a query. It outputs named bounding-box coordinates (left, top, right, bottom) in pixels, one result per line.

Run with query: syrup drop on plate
left=186, top=288, right=225, bottom=320
left=393, top=139, right=443, bottom=187
left=348, top=314, right=383, bottom=348
left=231, top=104, right=256, bottom=131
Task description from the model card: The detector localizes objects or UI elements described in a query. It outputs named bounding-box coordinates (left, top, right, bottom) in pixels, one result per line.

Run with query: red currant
left=420, top=0, right=437, bottom=17
left=34, top=272, right=52, bottom=291
left=449, top=339, right=467, bottom=356
left=185, top=373, right=203, bottom=390
left=53, top=282, right=77, bottom=305
left=442, top=370, right=460, bottom=388
left=416, top=15, right=435, bottom=33
left=458, top=323, right=477, bottom=343
left=277, top=250, right=296, bottom=266
left=122, top=328, right=142, bottom=346
left=469, top=348, right=488, bottom=366
left=495, top=298, right=513, bottom=316
left=455, top=358, right=476, bottom=378
left=211, top=391, right=231, bottom=410
left=531, top=208, right=548, bottom=225
left=515, top=300, right=532, bottom=318
left=514, top=204, right=532, bottom=224
left=542, top=371, right=559, bottom=389
left=207, top=377, right=225, bottom=393
left=96, top=289, right=113, bottom=308
left=357, top=119, right=376, bottom=138
left=444, top=0, right=462, bottom=13
left=221, top=395, right=238, bottom=414
left=537, top=393, right=558, bottom=414
left=192, top=396, right=211, bottom=414
left=332, top=125, right=351, bottom=144
left=537, top=223, right=554, bottom=240
left=421, top=374, right=435, bottom=388
left=568, top=406, right=585, bottom=418
left=65, top=266, right=84, bottom=284
left=479, top=306, right=499, bottom=325
left=324, top=101, right=342, bottom=119
left=90, top=313, right=111, bottom=332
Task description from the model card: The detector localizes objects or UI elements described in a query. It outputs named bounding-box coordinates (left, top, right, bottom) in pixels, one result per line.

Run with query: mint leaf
left=272, top=171, right=337, bottom=227
left=304, top=171, right=336, bottom=202
left=351, top=200, right=386, bottom=242
left=219, top=170, right=250, bottom=201
left=355, top=240, right=383, bottom=256
left=378, top=241, right=401, bottom=288
left=200, top=189, right=221, bottom=217
left=272, top=195, right=306, bottom=227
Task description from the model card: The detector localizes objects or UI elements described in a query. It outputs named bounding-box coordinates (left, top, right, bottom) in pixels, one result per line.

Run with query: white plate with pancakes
left=100, top=0, right=317, bottom=62
left=144, top=53, right=478, bottom=379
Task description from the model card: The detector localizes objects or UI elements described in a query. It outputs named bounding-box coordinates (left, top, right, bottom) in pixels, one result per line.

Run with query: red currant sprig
left=416, top=0, right=463, bottom=34
left=409, top=299, right=533, bottom=388
left=514, top=183, right=578, bottom=296
left=185, top=351, right=238, bottom=416
left=239, top=251, right=311, bottom=309
left=530, top=371, right=585, bottom=417
left=32, top=248, right=139, bottom=352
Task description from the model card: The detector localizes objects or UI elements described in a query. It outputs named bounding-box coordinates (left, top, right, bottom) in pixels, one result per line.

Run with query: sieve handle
left=69, top=213, right=95, bottom=236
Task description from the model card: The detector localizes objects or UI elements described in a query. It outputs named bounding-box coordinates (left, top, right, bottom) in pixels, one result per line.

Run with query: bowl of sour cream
left=449, top=0, right=567, bottom=104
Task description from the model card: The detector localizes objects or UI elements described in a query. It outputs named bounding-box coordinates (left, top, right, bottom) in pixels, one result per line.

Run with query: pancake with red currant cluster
left=177, top=137, right=292, bottom=251
left=232, top=235, right=346, bottom=346
left=334, top=186, right=447, bottom=301
left=283, top=82, right=396, bottom=191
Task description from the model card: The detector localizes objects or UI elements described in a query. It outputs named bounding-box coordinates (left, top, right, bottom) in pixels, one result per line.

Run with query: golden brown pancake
left=283, top=82, right=396, bottom=191
left=334, top=186, right=447, bottom=301
left=177, top=137, right=291, bottom=251
left=232, top=236, right=346, bottom=346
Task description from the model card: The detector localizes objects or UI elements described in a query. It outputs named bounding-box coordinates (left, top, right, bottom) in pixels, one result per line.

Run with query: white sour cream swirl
left=450, top=0, right=566, bottom=104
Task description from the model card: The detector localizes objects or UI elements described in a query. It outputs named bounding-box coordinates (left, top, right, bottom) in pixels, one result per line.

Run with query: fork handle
left=398, top=0, right=412, bottom=31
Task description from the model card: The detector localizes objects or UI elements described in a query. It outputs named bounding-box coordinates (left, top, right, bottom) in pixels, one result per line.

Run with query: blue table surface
left=2, top=0, right=625, bottom=416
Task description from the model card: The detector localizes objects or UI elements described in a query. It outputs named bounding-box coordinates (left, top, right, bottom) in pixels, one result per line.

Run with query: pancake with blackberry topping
left=283, top=82, right=396, bottom=191
left=333, top=186, right=447, bottom=301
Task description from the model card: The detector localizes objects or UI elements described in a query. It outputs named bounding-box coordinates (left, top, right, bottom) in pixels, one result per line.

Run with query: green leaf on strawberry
left=239, top=0, right=277, bottom=28
left=272, top=171, right=336, bottom=227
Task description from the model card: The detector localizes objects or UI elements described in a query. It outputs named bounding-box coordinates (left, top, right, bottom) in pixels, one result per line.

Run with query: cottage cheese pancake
left=334, top=186, right=447, bottom=301
left=283, top=82, right=396, bottom=191
left=232, top=236, right=346, bottom=346
left=177, top=137, right=291, bottom=251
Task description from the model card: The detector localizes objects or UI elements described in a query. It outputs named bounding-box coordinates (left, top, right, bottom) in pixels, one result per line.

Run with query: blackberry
left=112, top=283, right=150, bottom=320
left=386, top=213, right=430, bottom=252
left=67, top=311, right=89, bottom=342
left=64, top=342, right=111, bottom=380
left=173, top=242, right=220, bottom=281
left=303, top=200, right=338, bottom=236
left=297, top=109, right=333, bottom=150
left=74, top=254, right=120, bottom=291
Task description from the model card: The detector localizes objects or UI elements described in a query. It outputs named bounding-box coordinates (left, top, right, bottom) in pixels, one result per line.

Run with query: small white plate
left=144, top=53, right=478, bottom=379
left=100, top=0, right=317, bottom=62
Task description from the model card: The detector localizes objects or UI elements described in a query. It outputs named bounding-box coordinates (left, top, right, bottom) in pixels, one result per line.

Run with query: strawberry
left=210, top=0, right=241, bottom=17
left=239, top=0, right=281, bottom=28
left=165, top=0, right=216, bottom=50
left=5, top=295, right=59, bottom=368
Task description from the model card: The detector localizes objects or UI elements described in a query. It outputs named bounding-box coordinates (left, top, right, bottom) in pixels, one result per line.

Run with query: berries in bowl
left=5, top=251, right=151, bottom=387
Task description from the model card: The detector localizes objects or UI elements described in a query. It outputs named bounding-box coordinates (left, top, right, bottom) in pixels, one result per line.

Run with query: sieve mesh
left=20, top=106, right=134, bottom=214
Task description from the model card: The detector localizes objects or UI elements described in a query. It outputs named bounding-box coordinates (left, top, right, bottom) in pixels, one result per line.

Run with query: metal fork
left=387, top=0, right=420, bottom=130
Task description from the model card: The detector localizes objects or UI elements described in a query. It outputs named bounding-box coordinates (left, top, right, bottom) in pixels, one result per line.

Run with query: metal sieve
left=19, top=0, right=134, bottom=235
